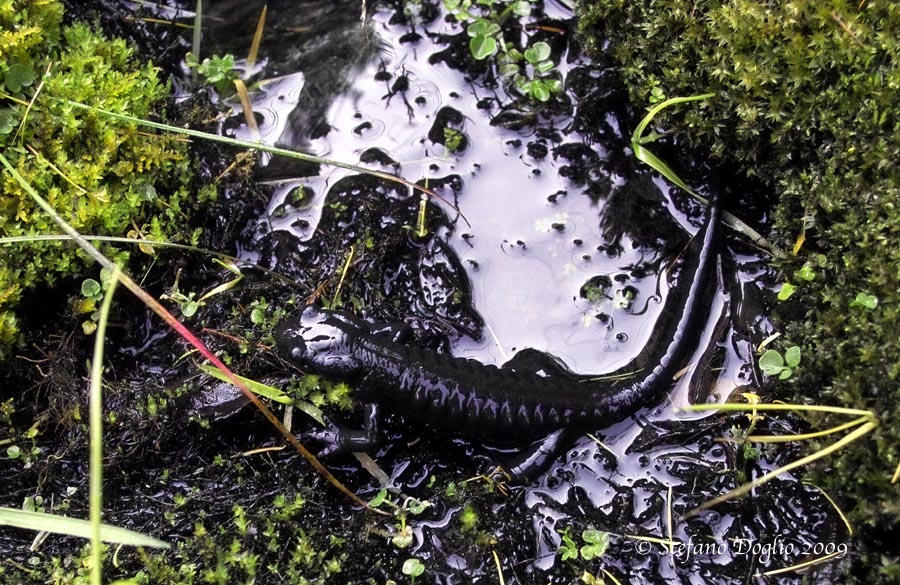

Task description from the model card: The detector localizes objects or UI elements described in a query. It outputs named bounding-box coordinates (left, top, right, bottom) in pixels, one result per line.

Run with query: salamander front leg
left=504, top=428, right=576, bottom=483
left=300, top=403, right=381, bottom=457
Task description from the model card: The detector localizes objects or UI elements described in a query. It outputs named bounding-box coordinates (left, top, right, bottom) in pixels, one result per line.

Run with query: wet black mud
left=0, top=0, right=850, bottom=583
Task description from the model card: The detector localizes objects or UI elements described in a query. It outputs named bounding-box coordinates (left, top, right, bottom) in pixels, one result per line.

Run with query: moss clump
left=578, top=1, right=900, bottom=581
left=0, top=0, right=198, bottom=354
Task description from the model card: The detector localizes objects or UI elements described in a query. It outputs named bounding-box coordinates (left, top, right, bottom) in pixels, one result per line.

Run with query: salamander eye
left=276, top=306, right=364, bottom=376
left=298, top=328, right=363, bottom=376
left=305, top=333, right=342, bottom=356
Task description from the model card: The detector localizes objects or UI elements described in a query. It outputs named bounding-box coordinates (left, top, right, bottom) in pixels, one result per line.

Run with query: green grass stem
left=630, top=93, right=776, bottom=254
left=89, top=274, right=119, bottom=584
left=683, top=402, right=877, bottom=518
left=198, top=365, right=296, bottom=407
left=191, top=0, right=202, bottom=83
left=247, top=5, right=267, bottom=66
left=331, top=245, right=355, bottom=309
left=52, top=97, right=465, bottom=221
left=684, top=402, right=874, bottom=417
left=746, top=415, right=870, bottom=443
left=684, top=420, right=876, bottom=518
left=0, top=233, right=308, bottom=291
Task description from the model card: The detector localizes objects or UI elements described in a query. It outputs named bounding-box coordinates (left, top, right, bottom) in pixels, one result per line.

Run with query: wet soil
left=0, top=0, right=850, bottom=583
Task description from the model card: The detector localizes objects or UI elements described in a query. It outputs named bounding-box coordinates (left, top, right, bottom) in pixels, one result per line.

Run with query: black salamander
left=276, top=191, right=722, bottom=479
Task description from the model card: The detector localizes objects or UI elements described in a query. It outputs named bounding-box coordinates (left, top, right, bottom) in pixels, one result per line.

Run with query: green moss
left=578, top=0, right=900, bottom=581
left=0, top=0, right=197, bottom=355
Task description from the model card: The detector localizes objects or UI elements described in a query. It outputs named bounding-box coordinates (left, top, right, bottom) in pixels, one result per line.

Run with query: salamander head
left=275, top=305, right=365, bottom=377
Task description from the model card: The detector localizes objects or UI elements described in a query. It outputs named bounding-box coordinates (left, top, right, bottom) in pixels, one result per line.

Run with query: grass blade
left=233, top=79, right=260, bottom=141
left=55, top=97, right=467, bottom=225
left=685, top=402, right=874, bottom=417
left=198, top=364, right=295, bottom=406
left=629, top=92, right=776, bottom=254
left=0, top=508, right=168, bottom=548
left=90, top=274, right=120, bottom=583
left=192, top=0, right=202, bottom=83
left=630, top=93, right=716, bottom=147
left=684, top=421, right=876, bottom=518
left=0, top=234, right=307, bottom=291
left=247, top=5, right=267, bottom=66
left=1, top=89, right=468, bottom=224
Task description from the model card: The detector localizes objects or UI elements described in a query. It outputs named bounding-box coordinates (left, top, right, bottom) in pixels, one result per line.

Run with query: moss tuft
left=578, top=1, right=900, bottom=581
left=0, top=0, right=196, bottom=355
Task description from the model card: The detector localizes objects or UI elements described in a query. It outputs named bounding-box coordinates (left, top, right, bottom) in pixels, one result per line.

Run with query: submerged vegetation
left=579, top=0, right=900, bottom=581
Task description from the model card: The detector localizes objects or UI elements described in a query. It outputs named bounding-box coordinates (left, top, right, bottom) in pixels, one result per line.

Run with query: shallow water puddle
left=219, top=5, right=705, bottom=376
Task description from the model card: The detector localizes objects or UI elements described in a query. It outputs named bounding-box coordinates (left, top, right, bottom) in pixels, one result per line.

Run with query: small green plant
left=513, top=41, right=562, bottom=102
left=401, top=557, right=425, bottom=582
left=443, top=127, right=464, bottom=153
left=466, top=18, right=501, bottom=59
left=778, top=265, right=815, bottom=301
left=74, top=268, right=115, bottom=334
left=579, top=529, right=609, bottom=560
left=458, top=503, right=479, bottom=532
left=443, top=0, right=564, bottom=102
left=648, top=82, right=666, bottom=104
left=284, top=373, right=353, bottom=411
left=796, top=265, right=816, bottom=282
left=558, top=527, right=580, bottom=561
left=849, top=292, right=878, bottom=310
left=759, top=346, right=801, bottom=380
left=160, top=260, right=245, bottom=318
left=777, top=282, right=797, bottom=301
left=369, top=489, right=432, bottom=549
left=185, top=51, right=238, bottom=95
left=4, top=63, right=37, bottom=95
left=160, top=271, right=200, bottom=318
left=558, top=526, right=610, bottom=562
left=0, top=1, right=197, bottom=355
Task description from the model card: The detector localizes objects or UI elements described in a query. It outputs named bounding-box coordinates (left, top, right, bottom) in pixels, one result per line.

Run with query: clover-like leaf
left=0, top=109, right=16, bottom=134
left=511, top=0, right=531, bottom=15
left=758, top=349, right=785, bottom=377
left=402, top=558, right=425, bottom=577
left=524, top=41, right=552, bottom=64
left=499, top=63, right=520, bottom=77
left=796, top=265, right=816, bottom=281
left=530, top=80, right=551, bottom=102
left=784, top=346, right=801, bottom=368
left=470, top=35, right=498, bottom=60
left=392, top=530, right=413, bottom=549
left=81, top=278, right=101, bottom=298
left=546, top=79, right=563, bottom=94
left=5, top=63, right=36, bottom=93
left=580, top=529, right=609, bottom=560
left=536, top=60, right=554, bottom=73
left=181, top=300, right=199, bottom=317
left=467, top=20, right=500, bottom=38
